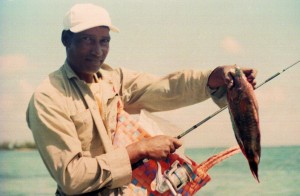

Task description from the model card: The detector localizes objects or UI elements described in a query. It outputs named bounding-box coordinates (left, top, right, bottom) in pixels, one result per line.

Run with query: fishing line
left=176, top=60, right=300, bottom=139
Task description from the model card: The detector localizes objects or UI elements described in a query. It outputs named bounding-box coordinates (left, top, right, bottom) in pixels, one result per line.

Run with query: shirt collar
left=63, top=61, right=80, bottom=80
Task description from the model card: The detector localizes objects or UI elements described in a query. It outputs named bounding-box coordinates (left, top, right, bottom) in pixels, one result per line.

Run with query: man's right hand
left=126, top=135, right=182, bottom=164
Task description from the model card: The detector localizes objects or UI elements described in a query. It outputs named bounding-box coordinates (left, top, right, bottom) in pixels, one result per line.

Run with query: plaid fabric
left=113, top=104, right=240, bottom=196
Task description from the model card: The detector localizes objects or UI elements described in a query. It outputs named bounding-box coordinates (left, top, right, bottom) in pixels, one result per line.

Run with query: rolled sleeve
left=119, top=68, right=216, bottom=113
left=96, top=147, right=132, bottom=188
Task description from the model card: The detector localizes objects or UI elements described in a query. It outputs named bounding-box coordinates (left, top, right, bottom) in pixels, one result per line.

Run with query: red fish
left=227, top=67, right=261, bottom=182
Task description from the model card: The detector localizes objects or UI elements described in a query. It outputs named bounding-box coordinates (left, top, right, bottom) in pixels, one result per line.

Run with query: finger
left=163, top=149, right=171, bottom=159
left=247, top=77, right=254, bottom=83
left=172, top=138, right=183, bottom=148
left=242, top=68, right=253, bottom=76
left=251, top=80, right=257, bottom=88
left=243, top=68, right=257, bottom=78
left=170, top=144, right=176, bottom=154
left=243, top=69, right=257, bottom=87
left=251, top=69, right=258, bottom=77
left=246, top=78, right=256, bottom=89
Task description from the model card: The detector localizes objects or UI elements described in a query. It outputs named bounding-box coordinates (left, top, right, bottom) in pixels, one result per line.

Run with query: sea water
left=1, top=146, right=299, bottom=195
left=186, top=146, right=300, bottom=196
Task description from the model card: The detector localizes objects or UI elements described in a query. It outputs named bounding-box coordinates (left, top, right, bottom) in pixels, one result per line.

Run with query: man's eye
left=82, top=37, right=94, bottom=43
left=100, top=39, right=110, bottom=45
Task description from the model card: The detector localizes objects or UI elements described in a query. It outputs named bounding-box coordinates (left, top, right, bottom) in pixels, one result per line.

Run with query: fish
left=226, top=67, right=261, bottom=182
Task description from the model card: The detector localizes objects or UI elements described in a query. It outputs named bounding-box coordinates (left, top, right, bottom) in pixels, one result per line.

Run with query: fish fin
left=234, top=133, right=246, bottom=156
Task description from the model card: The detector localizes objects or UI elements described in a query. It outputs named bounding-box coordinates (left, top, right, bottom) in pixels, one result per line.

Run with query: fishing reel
left=151, top=160, right=194, bottom=196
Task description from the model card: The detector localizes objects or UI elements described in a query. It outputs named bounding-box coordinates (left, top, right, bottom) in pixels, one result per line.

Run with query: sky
left=0, top=0, right=299, bottom=148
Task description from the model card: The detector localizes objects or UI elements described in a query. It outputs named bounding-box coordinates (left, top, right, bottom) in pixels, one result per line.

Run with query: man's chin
left=85, top=63, right=102, bottom=72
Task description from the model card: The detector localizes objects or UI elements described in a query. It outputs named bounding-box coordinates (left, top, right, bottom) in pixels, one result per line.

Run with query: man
left=26, top=3, right=257, bottom=195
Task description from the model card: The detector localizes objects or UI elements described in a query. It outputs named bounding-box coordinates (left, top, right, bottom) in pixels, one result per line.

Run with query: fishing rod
left=176, top=60, right=300, bottom=139
left=132, top=60, right=299, bottom=169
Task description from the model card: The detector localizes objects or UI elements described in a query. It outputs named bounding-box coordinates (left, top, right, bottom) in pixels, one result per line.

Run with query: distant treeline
left=0, top=141, right=36, bottom=150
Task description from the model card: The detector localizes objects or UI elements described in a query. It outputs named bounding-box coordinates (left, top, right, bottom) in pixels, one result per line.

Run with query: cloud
left=0, top=94, right=14, bottom=111
left=19, top=79, right=35, bottom=94
left=0, top=79, right=34, bottom=114
left=0, top=53, right=35, bottom=92
left=221, top=36, right=243, bottom=55
left=0, top=54, right=36, bottom=143
left=0, top=54, right=28, bottom=74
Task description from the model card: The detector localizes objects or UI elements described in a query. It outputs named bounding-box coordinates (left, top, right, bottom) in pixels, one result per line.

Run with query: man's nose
left=91, top=42, right=103, bottom=57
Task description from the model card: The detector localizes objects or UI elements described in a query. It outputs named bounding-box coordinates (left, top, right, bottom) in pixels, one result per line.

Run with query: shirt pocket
left=70, top=109, right=94, bottom=150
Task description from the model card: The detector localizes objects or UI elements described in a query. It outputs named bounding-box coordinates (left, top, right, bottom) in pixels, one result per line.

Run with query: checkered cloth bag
left=113, top=103, right=240, bottom=195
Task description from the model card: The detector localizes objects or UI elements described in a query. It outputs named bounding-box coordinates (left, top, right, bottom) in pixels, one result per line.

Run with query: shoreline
left=1, top=145, right=299, bottom=151
left=0, top=141, right=36, bottom=151
left=0, top=147, right=36, bottom=151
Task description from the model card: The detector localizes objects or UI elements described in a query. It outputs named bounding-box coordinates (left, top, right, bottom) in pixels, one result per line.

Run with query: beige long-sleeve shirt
left=26, top=62, right=227, bottom=195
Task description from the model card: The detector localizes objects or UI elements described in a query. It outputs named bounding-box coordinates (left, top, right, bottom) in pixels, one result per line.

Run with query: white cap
left=63, top=4, right=119, bottom=33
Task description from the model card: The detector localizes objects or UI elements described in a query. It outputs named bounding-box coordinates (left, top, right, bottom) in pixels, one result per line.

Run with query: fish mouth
left=227, top=71, right=237, bottom=90
left=228, top=82, right=235, bottom=90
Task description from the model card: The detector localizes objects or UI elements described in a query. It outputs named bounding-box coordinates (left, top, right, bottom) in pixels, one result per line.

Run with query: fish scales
left=227, top=67, right=261, bottom=182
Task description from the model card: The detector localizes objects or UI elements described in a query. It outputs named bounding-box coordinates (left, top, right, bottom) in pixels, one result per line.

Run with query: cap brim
left=109, top=25, right=119, bottom=32
left=69, top=22, right=119, bottom=33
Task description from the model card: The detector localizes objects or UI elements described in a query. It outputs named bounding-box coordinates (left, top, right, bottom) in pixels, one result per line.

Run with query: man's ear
left=61, top=30, right=73, bottom=47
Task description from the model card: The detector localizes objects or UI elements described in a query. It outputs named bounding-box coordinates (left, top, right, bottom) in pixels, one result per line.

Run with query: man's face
left=67, top=26, right=110, bottom=76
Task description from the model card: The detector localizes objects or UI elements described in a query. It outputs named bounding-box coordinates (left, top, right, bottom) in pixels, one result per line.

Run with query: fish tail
left=249, top=160, right=260, bottom=183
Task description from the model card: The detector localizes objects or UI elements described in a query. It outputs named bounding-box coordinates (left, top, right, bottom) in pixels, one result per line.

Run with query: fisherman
left=26, top=3, right=257, bottom=195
